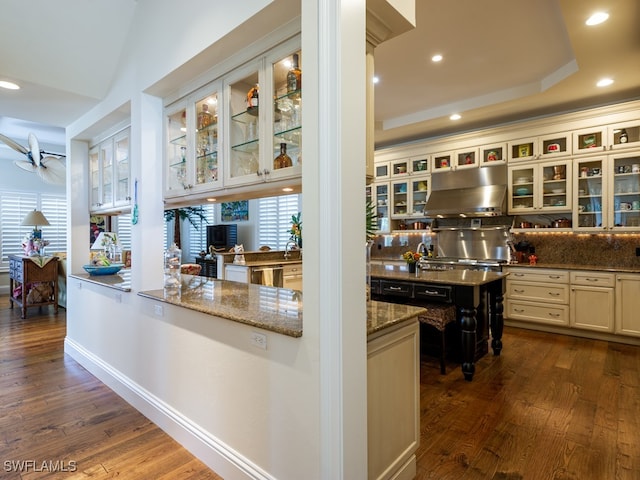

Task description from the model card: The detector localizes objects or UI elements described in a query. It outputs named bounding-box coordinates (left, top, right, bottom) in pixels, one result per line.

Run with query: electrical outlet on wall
left=250, top=331, right=267, bottom=350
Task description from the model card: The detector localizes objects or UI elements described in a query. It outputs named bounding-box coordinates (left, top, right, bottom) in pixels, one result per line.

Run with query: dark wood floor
left=1, top=297, right=639, bottom=479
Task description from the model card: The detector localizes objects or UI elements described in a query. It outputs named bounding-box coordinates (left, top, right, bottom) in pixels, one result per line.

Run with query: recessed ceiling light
left=372, top=76, right=379, bottom=84
left=450, top=113, right=461, bottom=121
left=206, top=197, right=217, bottom=202
left=596, top=78, right=614, bottom=87
left=0, top=80, right=20, bottom=90
left=282, top=187, right=294, bottom=192
left=586, top=12, right=609, bottom=26
left=431, top=54, right=443, bottom=62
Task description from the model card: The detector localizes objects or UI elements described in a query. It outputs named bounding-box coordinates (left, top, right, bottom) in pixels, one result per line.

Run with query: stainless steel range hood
left=423, top=164, right=507, bottom=217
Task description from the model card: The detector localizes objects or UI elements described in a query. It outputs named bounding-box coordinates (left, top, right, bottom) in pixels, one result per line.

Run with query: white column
left=303, top=0, right=369, bottom=478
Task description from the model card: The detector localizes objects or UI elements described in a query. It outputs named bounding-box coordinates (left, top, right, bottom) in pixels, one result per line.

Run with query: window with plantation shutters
left=114, top=213, right=132, bottom=250
left=0, top=192, right=66, bottom=266
left=258, top=194, right=301, bottom=250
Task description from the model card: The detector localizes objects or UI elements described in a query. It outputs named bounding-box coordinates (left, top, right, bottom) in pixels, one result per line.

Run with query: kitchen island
left=371, top=264, right=508, bottom=381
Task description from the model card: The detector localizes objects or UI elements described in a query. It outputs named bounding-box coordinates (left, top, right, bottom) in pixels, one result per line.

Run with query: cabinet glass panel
left=411, top=178, right=429, bottom=215
left=375, top=183, right=389, bottom=231
left=481, top=145, right=505, bottom=164
left=575, top=130, right=603, bottom=153
left=511, top=167, right=535, bottom=210
left=541, top=162, right=568, bottom=209
left=230, top=71, right=260, bottom=179
left=89, top=147, right=99, bottom=207
left=375, top=162, right=389, bottom=178
left=456, top=149, right=477, bottom=168
left=273, top=50, right=302, bottom=171
left=167, top=106, right=188, bottom=191
left=611, top=154, right=640, bottom=228
left=411, top=158, right=428, bottom=173
left=510, top=141, right=534, bottom=161
left=611, top=122, right=640, bottom=149
left=100, top=141, right=113, bottom=205
left=432, top=152, right=452, bottom=172
left=391, top=160, right=408, bottom=176
left=540, top=134, right=570, bottom=158
left=195, top=94, right=219, bottom=186
left=114, top=132, right=129, bottom=203
left=576, top=159, right=604, bottom=228
left=391, top=181, right=408, bottom=217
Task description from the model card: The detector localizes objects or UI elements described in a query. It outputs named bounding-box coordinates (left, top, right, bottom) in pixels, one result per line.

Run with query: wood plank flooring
left=0, top=297, right=222, bottom=479
left=1, top=296, right=639, bottom=479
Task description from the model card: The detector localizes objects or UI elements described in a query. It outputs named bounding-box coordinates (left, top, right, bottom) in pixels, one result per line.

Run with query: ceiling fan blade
left=0, top=133, right=29, bottom=155
left=38, top=157, right=66, bottom=185
left=14, top=160, right=38, bottom=173
left=28, top=133, right=41, bottom=166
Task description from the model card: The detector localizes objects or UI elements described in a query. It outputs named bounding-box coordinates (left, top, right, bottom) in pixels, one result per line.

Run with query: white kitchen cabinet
left=430, top=150, right=454, bottom=173
left=570, top=271, right=615, bottom=332
left=479, top=142, right=507, bottom=166
left=573, top=121, right=640, bottom=154
left=454, top=147, right=479, bottom=170
left=374, top=161, right=390, bottom=180
left=373, top=182, right=390, bottom=232
left=225, top=41, right=302, bottom=188
left=368, top=320, right=419, bottom=480
left=615, top=273, right=640, bottom=337
left=508, top=159, right=572, bottom=215
left=509, top=131, right=572, bottom=162
left=390, top=175, right=430, bottom=219
left=165, top=84, right=222, bottom=198
left=224, top=264, right=250, bottom=283
left=574, top=152, right=640, bottom=231
left=505, top=267, right=570, bottom=326
left=90, top=127, right=131, bottom=213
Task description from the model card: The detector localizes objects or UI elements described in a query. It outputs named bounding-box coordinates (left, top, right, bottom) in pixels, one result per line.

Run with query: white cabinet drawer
left=507, top=281, right=569, bottom=304
left=505, top=268, right=569, bottom=284
left=506, top=300, right=569, bottom=326
left=570, top=271, right=615, bottom=287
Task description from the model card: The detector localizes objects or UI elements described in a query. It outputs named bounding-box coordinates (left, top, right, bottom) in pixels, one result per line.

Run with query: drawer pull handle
left=548, top=275, right=561, bottom=279
left=514, top=308, right=525, bottom=313
left=548, top=313, right=560, bottom=317
left=514, top=273, right=525, bottom=277
left=585, top=278, right=599, bottom=282
left=514, top=289, right=525, bottom=293
left=423, top=289, right=444, bottom=295
left=388, top=286, right=403, bottom=291
left=548, top=292, right=560, bottom=296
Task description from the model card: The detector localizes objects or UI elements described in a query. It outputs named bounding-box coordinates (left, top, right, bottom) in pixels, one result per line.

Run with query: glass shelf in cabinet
left=196, top=122, right=218, bottom=134
left=231, top=138, right=259, bottom=153
left=169, top=159, right=187, bottom=169
left=169, top=134, right=187, bottom=146
left=274, top=125, right=302, bottom=139
left=232, top=109, right=259, bottom=124
left=275, top=90, right=301, bottom=104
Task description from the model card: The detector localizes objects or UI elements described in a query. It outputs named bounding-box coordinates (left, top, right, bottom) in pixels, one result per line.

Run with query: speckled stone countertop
left=70, top=270, right=131, bottom=292
left=504, top=263, right=640, bottom=273
left=136, top=275, right=424, bottom=338
left=371, top=264, right=506, bottom=286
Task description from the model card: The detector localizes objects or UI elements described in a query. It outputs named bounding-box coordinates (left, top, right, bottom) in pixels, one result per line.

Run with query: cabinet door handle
left=548, top=292, right=560, bottom=296
left=514, top=308, right=525, bottom=313
left=514, top=289, right=525, bottom=293
left=548, top=275, right=560, bottom=279
left=548, top=313, right=560, bottom=317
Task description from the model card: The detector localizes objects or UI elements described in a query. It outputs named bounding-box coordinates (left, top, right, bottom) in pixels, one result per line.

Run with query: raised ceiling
left=0, top=0, right=638, bottom=156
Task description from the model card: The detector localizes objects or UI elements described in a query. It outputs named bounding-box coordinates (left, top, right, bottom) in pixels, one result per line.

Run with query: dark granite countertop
left=371, top=264, right=506, bottom=286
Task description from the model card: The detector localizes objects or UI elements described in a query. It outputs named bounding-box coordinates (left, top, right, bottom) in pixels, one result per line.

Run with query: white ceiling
left=0, top=0, right=638, bottom=160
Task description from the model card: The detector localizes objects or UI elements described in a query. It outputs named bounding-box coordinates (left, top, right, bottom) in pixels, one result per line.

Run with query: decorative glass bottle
left=287, top=53, right=301, bottom=93
left=197, top=103, right=214, bottom=130
left=164, top=243, right=182, bottom=294
left=274, top=143, right=293, bottom=169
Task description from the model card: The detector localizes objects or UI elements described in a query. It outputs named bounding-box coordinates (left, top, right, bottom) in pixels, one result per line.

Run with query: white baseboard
left=64, top=337, right=275, bottom=480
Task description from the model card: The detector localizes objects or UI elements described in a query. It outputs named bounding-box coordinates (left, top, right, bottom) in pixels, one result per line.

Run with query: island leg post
left=489, top=282, right=504, bottom=356
left=459, top=306, right=477, bottom=381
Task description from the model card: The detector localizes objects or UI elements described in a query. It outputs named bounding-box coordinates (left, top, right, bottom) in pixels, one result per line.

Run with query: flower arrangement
left=402, top=251, right=421, bottom=264
left=22, top=233, right=49, bottom=256
left=289, top=212, right=302, bottom=247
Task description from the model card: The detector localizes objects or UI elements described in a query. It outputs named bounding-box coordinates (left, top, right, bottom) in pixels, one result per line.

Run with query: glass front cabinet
left=574, top=152, right=640, bottom=231
left=165, top=38, right=301, bottom=198
left=508, top=159, right=572, bottom=214
left=225, top=41, right=302, bottom=188
left=165, top=84, right=222, bottom=198
left=89, top=127, right=131, bottom=213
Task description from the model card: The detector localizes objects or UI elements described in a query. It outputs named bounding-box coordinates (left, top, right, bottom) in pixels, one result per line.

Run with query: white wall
left=64, top=0, right=369, bottom=478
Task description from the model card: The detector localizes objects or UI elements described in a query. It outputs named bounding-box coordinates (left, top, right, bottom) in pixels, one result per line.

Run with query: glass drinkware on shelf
left=164, top=243, right=182, bottom=294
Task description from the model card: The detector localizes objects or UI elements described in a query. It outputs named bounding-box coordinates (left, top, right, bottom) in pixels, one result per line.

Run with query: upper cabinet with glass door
left=89, top=127, right=131, bottom=214
left=165, top=83, right=222, bottom=198
left=225, top=41, right=302, bottom=188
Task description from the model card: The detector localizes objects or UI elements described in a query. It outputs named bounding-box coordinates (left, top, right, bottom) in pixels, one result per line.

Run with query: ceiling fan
left=0, top=132, right=66, bottom=185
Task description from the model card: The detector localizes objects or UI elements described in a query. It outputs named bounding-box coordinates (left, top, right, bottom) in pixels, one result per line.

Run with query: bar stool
left=418, top=303, right=457, bottom=374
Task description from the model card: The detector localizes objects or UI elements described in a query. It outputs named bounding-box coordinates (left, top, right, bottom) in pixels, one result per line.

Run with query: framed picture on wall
left=221, top=201, right=249, bottom=222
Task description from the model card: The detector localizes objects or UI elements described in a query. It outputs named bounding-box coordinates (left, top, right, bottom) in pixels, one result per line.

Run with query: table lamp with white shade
left=21, top=209, right=50, bottom=239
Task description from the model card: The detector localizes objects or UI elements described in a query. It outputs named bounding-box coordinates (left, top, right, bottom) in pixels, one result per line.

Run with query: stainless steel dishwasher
left=250, top=266, right=284, bottom=287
